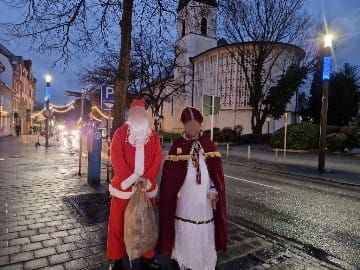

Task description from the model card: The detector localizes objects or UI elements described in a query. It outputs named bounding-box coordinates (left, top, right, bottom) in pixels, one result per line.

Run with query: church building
left=161, top=0, right=305, bottom=134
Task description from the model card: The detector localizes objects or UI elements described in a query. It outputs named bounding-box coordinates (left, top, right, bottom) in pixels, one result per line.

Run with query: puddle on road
left=63, top=192, right=110, bottom=224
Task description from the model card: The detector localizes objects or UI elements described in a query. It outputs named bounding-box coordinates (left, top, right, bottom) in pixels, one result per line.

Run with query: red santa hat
left=129, top=98, right=146, bottom=109
left=181, top=107, right=203, bottom=124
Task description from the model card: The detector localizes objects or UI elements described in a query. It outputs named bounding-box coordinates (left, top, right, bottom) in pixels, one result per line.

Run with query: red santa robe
left=106, top=124, right=162, bottom=260
left=157, top=132, right=227, bottom=257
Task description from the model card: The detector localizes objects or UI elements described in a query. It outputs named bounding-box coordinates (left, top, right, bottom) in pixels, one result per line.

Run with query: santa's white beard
left=127, top=117, right=152, bottom=147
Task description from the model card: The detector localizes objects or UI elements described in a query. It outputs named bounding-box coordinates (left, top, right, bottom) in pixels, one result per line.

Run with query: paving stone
left=0, top=255, right=9, bottom=266
left=30, top=233, right=50, bottom=243
left=27, top=223, right=46, bottom=230
left=22, top=242, right=43, bottom=252
left=9, top=251, right=34, bottom=263
left=8, top=225, right=27, bottom=233
left=41, top=265, right=65, bottom=270
left=64, top=258, right=88, bottom=270
left=56, top=243, right=78, bottom=253
left=8, top=237, right=30, bottom=246
left=0, top=263, right=24, bottom=269
left=38, top=227, right=57, bottom=234
left=34, top=247, right=56, bottom=258
left=48, top=252, right=71, bottom=265
left=42, top=238, right=63, bottom=248
left=0, top=246, right=21, bottom=256
left=23, top=257, right=48, bottom=269
left=0, top=232, right=19, bottom=241
left=50, top=231, right=69, bottom=239
left=19, top=230, right=38, bottom=238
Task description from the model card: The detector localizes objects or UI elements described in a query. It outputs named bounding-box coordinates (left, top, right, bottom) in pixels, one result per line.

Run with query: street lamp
left=44, top=74, right=52, bottom=147
left=64, top=90, right=86, bottom=176
left=318, top=33, right=333, bottom=173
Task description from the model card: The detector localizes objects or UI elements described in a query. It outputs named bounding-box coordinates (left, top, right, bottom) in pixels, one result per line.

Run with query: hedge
left=270, top=123, right=319, bottom=150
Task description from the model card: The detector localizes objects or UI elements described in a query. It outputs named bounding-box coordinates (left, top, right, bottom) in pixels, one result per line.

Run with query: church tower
left=174, top=0, right=218, bottom=105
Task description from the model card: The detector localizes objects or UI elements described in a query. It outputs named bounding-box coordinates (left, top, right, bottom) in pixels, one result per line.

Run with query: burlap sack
left=124, top=181, right=158, bottom=260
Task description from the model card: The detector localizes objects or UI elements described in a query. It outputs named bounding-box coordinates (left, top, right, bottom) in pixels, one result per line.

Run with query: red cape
left=157, top=133, right=227, bottom=256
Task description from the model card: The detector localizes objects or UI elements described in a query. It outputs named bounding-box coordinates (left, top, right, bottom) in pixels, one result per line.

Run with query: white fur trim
left=109, top=184, right=158, bottom=200
left=134, top=145, right=145, bottom=175
left=120, top=173, right=139, bottom=190
left=121, top=145, right=145, bottom=190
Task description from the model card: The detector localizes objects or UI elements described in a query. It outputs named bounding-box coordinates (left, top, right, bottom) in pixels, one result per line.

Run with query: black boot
left=143, top=257, right=160, bottom=270
left=112, top=259, right=127, bottom=270
left=130, top=258, right=145, bottom=270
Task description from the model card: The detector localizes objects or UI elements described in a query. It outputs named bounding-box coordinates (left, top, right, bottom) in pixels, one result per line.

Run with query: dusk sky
left=0, top=0, right=359, bottom=104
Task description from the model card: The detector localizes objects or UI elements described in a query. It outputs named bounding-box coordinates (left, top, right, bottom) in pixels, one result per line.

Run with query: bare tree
left=130, top=34, right=187, bottom=131
left=220, top=0, right=313, bottom=134
left=2, top=0, right=176, bottom=135
left=80, top=32, right=187, bottom=132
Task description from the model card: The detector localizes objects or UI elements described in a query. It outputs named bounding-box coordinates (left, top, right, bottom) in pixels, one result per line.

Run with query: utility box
left=87, top=126, right=102, bottom=185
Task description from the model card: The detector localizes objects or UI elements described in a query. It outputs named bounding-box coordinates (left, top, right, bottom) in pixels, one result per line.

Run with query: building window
left=182, top=20, right=186, bottom=37
left=201, top=18, right=207, bottom=35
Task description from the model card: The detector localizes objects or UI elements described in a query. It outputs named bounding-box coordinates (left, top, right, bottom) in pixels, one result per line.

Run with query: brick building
left=0, top=44, right=37, bottom=135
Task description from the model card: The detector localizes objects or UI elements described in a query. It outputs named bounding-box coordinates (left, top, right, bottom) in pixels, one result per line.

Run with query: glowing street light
left=45, top=74, right=52, bottom=83
left=44, top=74, right=52, bottom=147
left=318, top=33, right=334, bottom=173
left=323, top=34, right=333, bottom=49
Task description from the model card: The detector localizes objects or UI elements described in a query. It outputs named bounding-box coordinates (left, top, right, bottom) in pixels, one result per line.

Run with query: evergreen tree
left=328, top=64, right=359, bottom=125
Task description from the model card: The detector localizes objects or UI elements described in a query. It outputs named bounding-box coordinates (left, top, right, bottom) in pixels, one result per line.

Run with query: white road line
left=224, top=175, right=282, bottom=190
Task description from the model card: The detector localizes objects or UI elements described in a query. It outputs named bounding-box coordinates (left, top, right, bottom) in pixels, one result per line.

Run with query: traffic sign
left=203, top=95, right=220, bottom=116
left=101, top=84, right=114, bottom=111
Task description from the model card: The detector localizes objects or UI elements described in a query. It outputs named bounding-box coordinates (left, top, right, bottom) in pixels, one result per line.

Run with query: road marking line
left=224, top=175, right=281, bottom=190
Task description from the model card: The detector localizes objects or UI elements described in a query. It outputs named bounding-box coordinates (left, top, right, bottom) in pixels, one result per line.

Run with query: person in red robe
left=107, top=99, right=162, bottom=270
left=157, top=107, right=227, bottom=270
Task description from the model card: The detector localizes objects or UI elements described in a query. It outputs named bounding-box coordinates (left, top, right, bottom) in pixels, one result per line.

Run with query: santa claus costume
left=107, top=99, right=162, bottom=268
left=157, top=107, right=227, bottom=270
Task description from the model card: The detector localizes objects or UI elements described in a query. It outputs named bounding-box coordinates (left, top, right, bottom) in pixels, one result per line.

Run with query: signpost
left=101, top=84, right=114, bottom=111
left=203, top=95, right=220, bottom=141
left=101, top=84, right=114, bottom=182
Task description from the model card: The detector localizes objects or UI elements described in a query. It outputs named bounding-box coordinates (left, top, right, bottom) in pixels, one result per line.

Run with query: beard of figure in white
left=127, top=113, right=152, bottom=147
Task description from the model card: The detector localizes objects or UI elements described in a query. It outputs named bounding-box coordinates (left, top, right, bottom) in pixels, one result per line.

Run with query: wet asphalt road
left=223, top=162, right=360, bottom=267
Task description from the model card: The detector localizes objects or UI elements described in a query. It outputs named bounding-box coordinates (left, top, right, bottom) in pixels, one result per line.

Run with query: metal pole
left=283, top=113, right=288, bottom=159
left=318, top=45, right=332, bottom=173
left=45, top=100, right=49, bottom=147
left=247, top=145, right=251, bottom=160
left=78, top=89, right=85, bottom=176
left=226, top=144, right=229, bottom=157
left=318, top=80, right=329, bottom=172
left=210, top=95, right=215, bottom=141
left=106, top=110, right=112, bottom=182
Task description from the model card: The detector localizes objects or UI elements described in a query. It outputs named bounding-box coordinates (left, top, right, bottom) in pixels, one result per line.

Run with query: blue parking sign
left=101, top=84, right=114, bottom=110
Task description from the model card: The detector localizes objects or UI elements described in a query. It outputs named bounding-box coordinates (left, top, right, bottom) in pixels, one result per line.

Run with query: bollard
left=247, top=145, right=251, bottom=160
left=275, top=148, right=279, bottom=160
left=226, top=144, right=229, bottom=157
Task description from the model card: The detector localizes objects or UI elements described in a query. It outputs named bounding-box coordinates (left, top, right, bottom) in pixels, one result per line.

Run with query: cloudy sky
left=0, top=0, right=359, bottom=104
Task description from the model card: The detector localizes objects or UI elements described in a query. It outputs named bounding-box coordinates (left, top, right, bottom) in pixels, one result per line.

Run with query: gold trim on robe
left=165, top=151, right=221, bottom=162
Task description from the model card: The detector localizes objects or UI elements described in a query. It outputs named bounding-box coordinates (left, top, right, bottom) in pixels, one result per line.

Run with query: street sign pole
left=106, top=109, right=113, bottom=182
left=283, top=113, right=288, bottom=159
left=318, top=48, right=332, bottom=173
left=210, top=95, right=215, bottom=141
left=78, top=89, right=85, bottom=176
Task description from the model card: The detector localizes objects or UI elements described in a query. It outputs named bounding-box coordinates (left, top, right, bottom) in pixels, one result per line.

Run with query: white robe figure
left=173, top=152, right=217, bottom=270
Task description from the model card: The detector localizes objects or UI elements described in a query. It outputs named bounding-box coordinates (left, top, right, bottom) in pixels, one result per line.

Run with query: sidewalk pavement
left=0, top=136, right=349, bottom=269
left=217, top=144, right=360, bottom=186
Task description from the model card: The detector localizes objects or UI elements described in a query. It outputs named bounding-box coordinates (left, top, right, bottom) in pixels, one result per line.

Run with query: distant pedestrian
left=107, top=99, right=162, bottom=270
left=15, top=125, right=21, bottom=136
left=157, top=107, right=227, bottom=270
